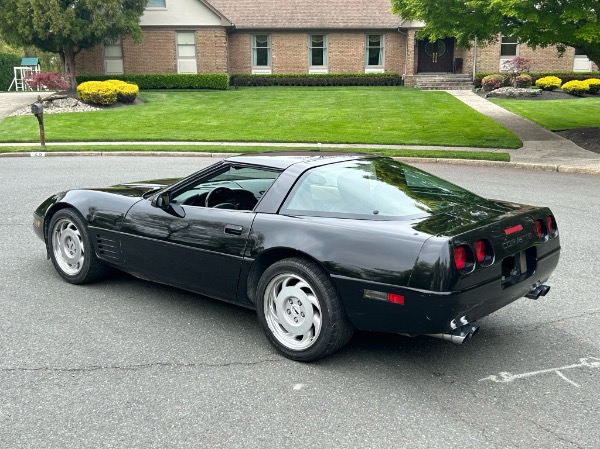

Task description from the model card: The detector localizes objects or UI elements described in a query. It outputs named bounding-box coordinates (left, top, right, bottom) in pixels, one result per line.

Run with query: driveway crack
left=1, top=358, right=283, bottom=373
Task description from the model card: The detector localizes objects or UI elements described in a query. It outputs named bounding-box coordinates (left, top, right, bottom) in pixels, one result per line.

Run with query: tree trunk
left=61, top=46, right=77, bottom=91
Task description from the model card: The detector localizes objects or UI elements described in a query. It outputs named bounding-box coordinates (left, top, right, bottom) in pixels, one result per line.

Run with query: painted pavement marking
left=479, top=357, right=600, bottom=387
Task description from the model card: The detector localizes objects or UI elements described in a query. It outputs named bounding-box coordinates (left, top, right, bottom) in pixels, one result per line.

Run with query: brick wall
left=229, top=30, right=405, bottom=74
left=76, top=27, right=228, bottom=75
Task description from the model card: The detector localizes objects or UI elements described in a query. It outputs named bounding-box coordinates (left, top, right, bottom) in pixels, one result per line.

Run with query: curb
left=2, top=150, right=599, bottom=175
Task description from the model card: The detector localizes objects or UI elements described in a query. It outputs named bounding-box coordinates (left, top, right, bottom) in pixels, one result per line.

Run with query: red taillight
left=453, top=246, right=467, bottom=271
left=535, top=220, right=544, bottom=238
left=546, top=215, right=554, bottom=234
left=474, top=240, right=486, bottom=263
left=388, top=293, right=405, bottom=305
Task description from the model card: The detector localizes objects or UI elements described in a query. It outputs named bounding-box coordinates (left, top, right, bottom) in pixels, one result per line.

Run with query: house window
left=500, top=36, right=518, bottom=57
left=573, top=47, right=593, bottom=72
left=104, top=38, right=124, bottom=74
left=252, top=35, right=271, bottom=74
left=366, top=35, right=384, bottom=72
left=177, top=32, right=197, bottom=74
left=146, top=0, right=166, bottom=8
left=309, top=34, right=328, bottom=73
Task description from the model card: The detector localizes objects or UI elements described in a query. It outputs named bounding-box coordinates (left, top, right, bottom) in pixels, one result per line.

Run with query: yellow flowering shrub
left=584, top=78, right=600, bottom=94
left=535, top=76, right=562, bottom=91
left=104, top=79, right=140, bottom=103
left=561, top=80, right=589, bottom=97
left=77, top=81, right=118, bottom=105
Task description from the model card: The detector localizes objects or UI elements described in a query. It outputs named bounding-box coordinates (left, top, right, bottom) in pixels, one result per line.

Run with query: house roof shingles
left=206, top=0, right=403, bottom=30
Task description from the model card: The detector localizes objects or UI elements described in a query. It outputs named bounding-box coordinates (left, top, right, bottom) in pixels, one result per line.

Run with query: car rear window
left=281, top=158, right=482, bottom=219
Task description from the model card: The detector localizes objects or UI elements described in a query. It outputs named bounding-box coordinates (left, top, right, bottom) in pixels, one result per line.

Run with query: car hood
left=85, top=178, right=183, bottom=198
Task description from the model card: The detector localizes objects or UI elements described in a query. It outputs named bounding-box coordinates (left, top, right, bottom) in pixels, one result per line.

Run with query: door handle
left=224, top=224, right=243, bottom=235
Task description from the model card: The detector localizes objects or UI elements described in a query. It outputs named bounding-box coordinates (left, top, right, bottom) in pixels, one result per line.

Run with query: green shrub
left=481, top=74, right=505, bottom=91
left=229, top=73, right=401, bottom=87
left=584, top=78, right=600, bottom=94
left=0, top=53, right=22, bottom=91
left=77, top=81, right=118, bottom=105
left=535, top=76, right=562, bottom=91
left=561, top=80, right=589, bottom=97
left=514, top=74, right=532, bottom=88
left=76, top=73, right=228, bottom=90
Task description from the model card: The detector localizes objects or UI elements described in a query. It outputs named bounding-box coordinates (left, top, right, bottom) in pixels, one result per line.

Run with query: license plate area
left=501, top=247, right=537, bottom=288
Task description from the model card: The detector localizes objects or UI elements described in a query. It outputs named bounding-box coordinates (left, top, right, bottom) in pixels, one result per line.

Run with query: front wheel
left=256, top=258, right=354, bottom=362
left=48, top=209, right=109, bottom=284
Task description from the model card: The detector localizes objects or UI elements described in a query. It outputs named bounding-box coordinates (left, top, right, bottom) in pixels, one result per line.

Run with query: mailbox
left=31, top=102, right=43, bottom=115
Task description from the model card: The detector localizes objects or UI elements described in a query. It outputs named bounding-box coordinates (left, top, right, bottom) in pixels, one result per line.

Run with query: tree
left=0, top=0, right=148, bottom=89
left=390, top=0, right=600, bottom=69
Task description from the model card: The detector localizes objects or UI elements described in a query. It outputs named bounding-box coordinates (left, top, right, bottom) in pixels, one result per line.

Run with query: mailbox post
left=31, top=95, right=45, bottom=147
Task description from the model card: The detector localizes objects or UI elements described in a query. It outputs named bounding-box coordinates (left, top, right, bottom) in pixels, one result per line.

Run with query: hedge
left=0, top=53, right=21, bottom=91
left=76, top=73, right=229, bottom=90
left=229, top=73, right=402, bottom=87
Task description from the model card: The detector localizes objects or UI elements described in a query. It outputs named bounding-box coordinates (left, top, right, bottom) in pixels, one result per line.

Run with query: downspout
left=397, top=22, right=408, bottom=84
left=472, top=36, right=478, bottom=82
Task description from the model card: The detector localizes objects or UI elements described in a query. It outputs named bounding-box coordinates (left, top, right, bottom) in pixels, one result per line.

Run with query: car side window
left=171, top=165, right=280, bottom=210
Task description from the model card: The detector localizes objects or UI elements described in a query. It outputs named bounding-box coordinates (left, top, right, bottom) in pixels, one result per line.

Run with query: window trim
left=252, top=34, right=272, bottom=74
left=309, top=34, right=328, bottom=73
left=365, top=34, right=384, bottom=72
left=103, top=38, right=124, bottom=75
left=146, top=0, right=166, bottom=9
left=176, top=31, right=197, bottom=74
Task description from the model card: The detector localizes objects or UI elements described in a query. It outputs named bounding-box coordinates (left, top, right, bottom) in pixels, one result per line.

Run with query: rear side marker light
left=363, top=289, right=405, bottom=305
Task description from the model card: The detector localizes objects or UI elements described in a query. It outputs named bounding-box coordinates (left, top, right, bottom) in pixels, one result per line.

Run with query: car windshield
left=282, top=158, right=483, bottom=218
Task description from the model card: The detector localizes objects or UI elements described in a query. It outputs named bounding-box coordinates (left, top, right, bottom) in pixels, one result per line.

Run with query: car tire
left=48, top=209, right=109, bottom=284
left=256, top=257, right=354, bottom=362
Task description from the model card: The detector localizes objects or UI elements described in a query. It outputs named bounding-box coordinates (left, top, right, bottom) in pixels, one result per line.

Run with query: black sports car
left=34, top=152, right=560, bottom=361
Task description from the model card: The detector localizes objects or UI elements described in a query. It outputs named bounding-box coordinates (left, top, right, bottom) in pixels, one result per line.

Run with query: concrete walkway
left=448, top=90, right=600, bottom=173
left=1, top=90, right=599, bottom=174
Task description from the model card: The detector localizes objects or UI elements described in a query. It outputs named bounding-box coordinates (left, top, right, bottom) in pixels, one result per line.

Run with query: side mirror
left=153, top=192, right=171, bottom=209
left=152, top=191, right=185, bottom=218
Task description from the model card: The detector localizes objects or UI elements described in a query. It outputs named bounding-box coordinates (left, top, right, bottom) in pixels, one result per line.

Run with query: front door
left=417, top=38, right=455, bottom=73
left=120, top=200, right=255, bottom=303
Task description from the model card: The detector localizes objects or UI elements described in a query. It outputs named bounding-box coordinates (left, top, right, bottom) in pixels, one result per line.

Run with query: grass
left=490, top=97, right=600, bottom=130
left=0, top=87, right=522, bottom=148
left=0, top=144, right=511, bottom=161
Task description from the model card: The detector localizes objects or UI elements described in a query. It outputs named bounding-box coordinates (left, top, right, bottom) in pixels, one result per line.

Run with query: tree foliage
left=0, top=0, right=148, bottom=89
left=391, top=0, right=600, bottom=68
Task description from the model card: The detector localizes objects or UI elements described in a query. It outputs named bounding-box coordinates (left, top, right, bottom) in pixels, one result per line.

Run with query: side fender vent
left=95, top=234, right=121, bottom=261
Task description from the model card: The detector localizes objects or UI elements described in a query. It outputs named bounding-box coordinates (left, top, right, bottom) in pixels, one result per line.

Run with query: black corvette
left=34, top=152, right=560, bottom=361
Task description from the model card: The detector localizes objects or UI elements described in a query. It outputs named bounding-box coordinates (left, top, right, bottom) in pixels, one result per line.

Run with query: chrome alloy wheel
left=263, top=273, right=323, bottom=351
left=51, top=218, right=85, bottom=276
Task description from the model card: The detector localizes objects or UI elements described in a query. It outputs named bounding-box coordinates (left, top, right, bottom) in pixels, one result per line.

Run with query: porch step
left=408, top=74, right=474, bottom=90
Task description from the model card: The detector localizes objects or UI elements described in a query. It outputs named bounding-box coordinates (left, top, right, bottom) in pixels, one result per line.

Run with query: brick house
left=75, top=0, right=599, bottom=83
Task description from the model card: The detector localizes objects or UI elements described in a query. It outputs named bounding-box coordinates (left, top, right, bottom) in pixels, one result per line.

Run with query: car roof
left=225, top=151, right=376, bottom=170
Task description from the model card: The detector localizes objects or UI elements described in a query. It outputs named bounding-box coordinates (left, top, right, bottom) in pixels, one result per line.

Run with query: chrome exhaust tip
left=526, top=282, right=551, bottom=300
left=426, top=323, right=479, bottom=345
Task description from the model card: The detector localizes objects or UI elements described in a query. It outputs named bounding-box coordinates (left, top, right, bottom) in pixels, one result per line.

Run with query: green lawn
left=0, top=144, right=510, bottom=161
left=0, top=87, right=522, bottom=148
left=490, top=97, right=600, bottom=130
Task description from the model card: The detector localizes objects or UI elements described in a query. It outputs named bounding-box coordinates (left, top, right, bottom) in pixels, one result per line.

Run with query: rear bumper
left=334, top=246, right=560, bottom=335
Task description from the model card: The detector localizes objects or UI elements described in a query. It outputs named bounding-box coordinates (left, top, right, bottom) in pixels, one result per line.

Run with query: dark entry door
left=417, top=38, right=455, bottom=73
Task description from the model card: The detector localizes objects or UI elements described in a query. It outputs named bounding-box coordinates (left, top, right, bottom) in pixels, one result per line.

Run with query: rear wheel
left=256, top=257, right=354, bottom=361
left=48, top=209, right=109, bottom=284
